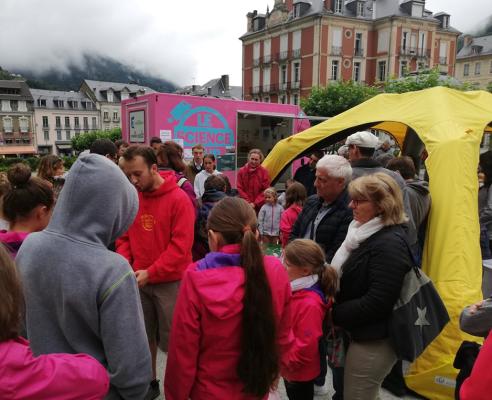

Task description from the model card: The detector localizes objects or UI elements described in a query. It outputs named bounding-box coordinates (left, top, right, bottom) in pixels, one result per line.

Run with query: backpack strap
left=394, top=231, right=421, bottom=278
left=177, top=177, right=188, bottom=188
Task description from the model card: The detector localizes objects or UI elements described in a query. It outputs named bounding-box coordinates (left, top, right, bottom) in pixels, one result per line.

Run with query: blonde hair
left=248, top=148, right=264, bottom=161
left=348, top=172, right=407, bottom=226
left=284, top=239, right=338, bottom=298
left=264, top=187, right=277, bottom=202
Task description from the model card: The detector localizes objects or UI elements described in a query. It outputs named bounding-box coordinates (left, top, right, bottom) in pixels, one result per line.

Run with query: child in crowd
left=0, top=163, right=54, bottom=257
left=282, top=239, right=338, bottom=400
left=0, top=243, right=110, bottom=399
left=165, top=197, right=292, bottom=400
left=280, top=182, right=307, bottom=248
left=258, top=187, right=284, bottom=244
left=192, top=174, right=227, bottom=261
left=37, top=155, right=65, bottom=200
left=278, top=178, right=295, bottom=208
left=194, top=154, right=222, bottom=198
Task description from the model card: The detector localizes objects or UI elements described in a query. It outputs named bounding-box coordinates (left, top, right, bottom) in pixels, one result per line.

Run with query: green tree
left=71, top=128, right=122, bottom=152
left=486, top=82, right=492, bottom=93
left=384, top=67, right=474, bottom=93
left=301, top=80, right=378, bottom=118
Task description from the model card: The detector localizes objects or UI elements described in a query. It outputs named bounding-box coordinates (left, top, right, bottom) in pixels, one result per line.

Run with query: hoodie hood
left=406, top=179, right=429, bottom=195
left=45, top=153, right=138, bottom=247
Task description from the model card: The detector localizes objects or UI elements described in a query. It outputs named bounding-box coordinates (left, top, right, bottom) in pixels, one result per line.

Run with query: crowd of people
left=0, top=130, right=487, bottom=400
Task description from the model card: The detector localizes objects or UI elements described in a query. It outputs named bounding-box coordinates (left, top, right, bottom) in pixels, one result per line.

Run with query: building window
left=92, top=117, right=97, bottom=129
left=55, top=116, right=61, bottom=128
left=107, top=91, right=114, bottom=103
left=56, top=130, right=62, bottom=141
left=353, top=62, right=361, bottom=82
left=475, top=62, right=481, bottom=75
left=280, top=95, right=287, bottom=104
left=83, top=116, right=89, bottom=128
left=263, top=96, right=270, bottom=103
left=65, top=117, right=70, bottom=128
left=19, top=117, right=29, bottom=133
left=293, top=62, right=300, bottom=83
left=334, top=0, right=343, bottom=14
left=281, top=64, right=287, bottom=85
left=65, top=130, right=71, bottom=140
left=356, top=1, right=364, bottom=17
left=42, top=116, right=49, bottom=128
left=463, top=64, right=469, bottom=77
left=354, top=33, right=363, bottom=56
left=331, top=60, right=339, bottom=80
left=378, top=61, right=386, bottom=81
left=113, top=112, right=119, bottom=121
left=103, top=111, right=109, bottom=121
left=43, top=130, right=49, bottom=141
left=74, top=117, right=80, bottom=128
left=10, top=100, right=18, bottom=111
left=292, top=94, right=299, bottom=105
left=38, top=99, right=47, bottom=107
left=2, top=117, right=13, bottom=133
left=400, top=60, right=408, bottom=77
left=442, top=16, right=449, bottom=29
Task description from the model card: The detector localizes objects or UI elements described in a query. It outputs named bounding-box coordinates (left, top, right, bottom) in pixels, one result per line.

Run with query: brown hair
left=122, top=145, right=157, bottom=169
left=285, top=182, right=307, bottom=209
left=192, top=144, right=205, bottom=152
left=284, top=239, right=338, bottom=298
left=155, top=142, right=186, bottom=172
left=349, top=172, right=407, bottom=226
left=207, top=197, right=278, bottom=397
left=3, top=163, right=54, bottom=224
left=37, top=155, right=63, bottom=181
left=387, top=156, right=416, bottom=180
left=0, top=243, right=23, bottom=341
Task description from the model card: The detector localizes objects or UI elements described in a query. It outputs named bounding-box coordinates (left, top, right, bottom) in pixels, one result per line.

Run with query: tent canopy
left=264, top=87, right=492, bottom=399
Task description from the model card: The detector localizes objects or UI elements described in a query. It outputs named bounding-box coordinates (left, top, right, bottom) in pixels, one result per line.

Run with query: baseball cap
left=345, top=131, right=379, bottom=149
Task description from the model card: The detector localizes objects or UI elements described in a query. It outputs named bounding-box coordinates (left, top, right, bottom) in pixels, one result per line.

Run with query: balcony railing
left=279, top=82, right=289, bottom=91
left=266, top=84, right=279, bottom=93
left=439, top=57, right=448, bottom=65
left=354, top=47, right=364, bottom=57
left=113, top=117, right=120, bottom=123
left=417, top=48, right=431, bottom=58
left=103, top=115, right=110, bottom=122
left=262, top=55, right=271, bottom=64
left=253, top=58, right=260, bottom=67
left=278, top=50, right=289, bottom=61
left=291, top=48, right=301, bottom=59
left=400, top=46, right=417, bottom=56
left=252, top=86, right=261, bottom=94
left=291, top=80, right=301, bottom=89
left=331, top=46, right=342, bottom=56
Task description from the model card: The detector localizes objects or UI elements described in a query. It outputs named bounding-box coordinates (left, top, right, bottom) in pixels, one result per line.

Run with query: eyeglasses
left=350, top=198, right=369, bottom=207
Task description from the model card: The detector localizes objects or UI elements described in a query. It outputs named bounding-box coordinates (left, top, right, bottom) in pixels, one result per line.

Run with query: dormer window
left=411, top=3, right=423, bottom=18
left=357, top=1, right=364, bottom=17
left=107, top=91, right=114, bottom=103
left=253, top=16, right=266, bottom=32
left=442, top=15, right=449, bottom=28
left=334, top=0, right=343, bottom=14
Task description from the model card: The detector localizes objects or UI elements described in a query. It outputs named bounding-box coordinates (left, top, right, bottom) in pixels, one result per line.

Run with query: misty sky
left=0, top=0, right=490, bottom=87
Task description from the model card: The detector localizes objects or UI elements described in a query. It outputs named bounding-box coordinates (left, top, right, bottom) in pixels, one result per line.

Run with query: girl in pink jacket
left=0, top=244, right=109, bottom=400
left=282, top=239, right=338, bottom=400
left=280, top=182, right=307, bottom=248
left=164, top=197, right=292, bottom=400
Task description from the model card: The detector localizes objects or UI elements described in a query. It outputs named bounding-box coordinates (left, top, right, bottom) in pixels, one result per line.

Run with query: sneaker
left=314, top=383, right=330, bottom=396
left=144, top=379, right=160, bottom=400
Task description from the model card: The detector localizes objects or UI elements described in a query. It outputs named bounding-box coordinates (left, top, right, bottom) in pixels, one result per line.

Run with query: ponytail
left=207, top=197, right=279, bottom=397
left=318, top=263, right=338, bottom=300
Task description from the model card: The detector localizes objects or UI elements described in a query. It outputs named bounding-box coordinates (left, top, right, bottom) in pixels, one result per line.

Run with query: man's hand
left=469, top=300, right=485, bottom=315
left=135, top=269, right=149, bottom=288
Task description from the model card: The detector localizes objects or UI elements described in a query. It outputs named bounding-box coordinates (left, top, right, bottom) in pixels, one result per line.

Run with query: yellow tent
left=264, top=87, right=492, bottom=399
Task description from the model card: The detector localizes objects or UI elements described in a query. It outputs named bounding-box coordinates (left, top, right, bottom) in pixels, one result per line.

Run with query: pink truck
left=121, top=93, right=310, bottom=187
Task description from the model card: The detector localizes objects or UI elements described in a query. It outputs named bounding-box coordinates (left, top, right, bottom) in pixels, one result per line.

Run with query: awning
left=56, top=144, right=73, bottom=150
left=0, top=146, right=36, bottom=155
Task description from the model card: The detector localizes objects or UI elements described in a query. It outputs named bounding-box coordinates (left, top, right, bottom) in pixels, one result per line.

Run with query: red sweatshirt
left=116, top=170, right=195, bottom=284
left=282, top=286, right=328, bottom=382
left=460, top=331, right=492, bottom=400
left=280, top=204, right=302, bottom=247
left=237, top=164, right=271, bottom=210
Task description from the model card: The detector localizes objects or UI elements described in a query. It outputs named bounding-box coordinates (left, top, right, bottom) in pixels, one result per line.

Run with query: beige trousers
left=343, top=338, right=397, bottom=400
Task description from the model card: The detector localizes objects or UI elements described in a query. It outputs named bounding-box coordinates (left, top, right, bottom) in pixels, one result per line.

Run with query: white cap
left=345, top=131, right=379, bottom=149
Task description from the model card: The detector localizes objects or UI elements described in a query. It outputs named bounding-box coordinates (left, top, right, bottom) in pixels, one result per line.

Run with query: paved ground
left=155, top=350, right=420, bottom=399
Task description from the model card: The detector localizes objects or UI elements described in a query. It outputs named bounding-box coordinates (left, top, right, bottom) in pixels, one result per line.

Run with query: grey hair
left=316, top=154, right=352, bottom=184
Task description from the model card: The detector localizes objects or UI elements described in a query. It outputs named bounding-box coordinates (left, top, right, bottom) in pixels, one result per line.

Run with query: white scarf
left=290, top=274, right=319, bottom=292
left=331, top=216, right=384, bottom=276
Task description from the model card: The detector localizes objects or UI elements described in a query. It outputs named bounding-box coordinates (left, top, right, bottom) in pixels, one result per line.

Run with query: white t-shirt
left=194, top=170, right=222, bottom=198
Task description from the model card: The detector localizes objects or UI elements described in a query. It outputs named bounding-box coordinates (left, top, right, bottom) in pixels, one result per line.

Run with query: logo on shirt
left=140, top=214, right=155, bottom=231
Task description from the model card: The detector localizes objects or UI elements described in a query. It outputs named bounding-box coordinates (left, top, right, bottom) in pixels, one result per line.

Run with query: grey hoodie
left=17, top=153, right=151, bottom=400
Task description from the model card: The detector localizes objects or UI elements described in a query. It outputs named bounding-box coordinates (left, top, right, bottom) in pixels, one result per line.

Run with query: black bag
left=388, top=236, right=450, bottom=362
